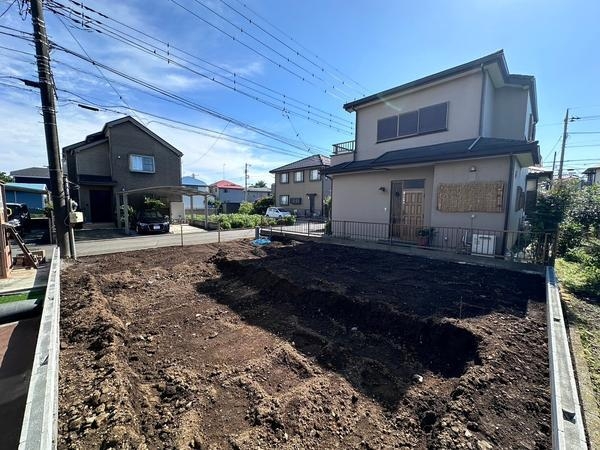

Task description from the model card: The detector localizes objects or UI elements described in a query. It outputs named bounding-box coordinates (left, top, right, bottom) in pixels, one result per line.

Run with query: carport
left=115, top=186, right=213, bottom=235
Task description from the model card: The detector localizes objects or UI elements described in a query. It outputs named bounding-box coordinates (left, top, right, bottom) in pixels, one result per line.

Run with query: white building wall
left=354, top=71, right=483, bottom=161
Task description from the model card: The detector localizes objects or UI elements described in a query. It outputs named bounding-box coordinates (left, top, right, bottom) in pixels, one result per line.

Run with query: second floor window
left=280, top=172, right=289, bottom=183
left=294, top=170, right=304, bottom=182
left=309, top=169, right=321, bottom=181
left=280, top=195, right=289, bottom=205
left=129, top=154, right=155, bottom=173
left=377, top=102, right=448, bottom=142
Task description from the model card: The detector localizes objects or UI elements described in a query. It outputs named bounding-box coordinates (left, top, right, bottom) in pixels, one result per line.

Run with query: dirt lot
left=59, top=240, right=551, bottom=449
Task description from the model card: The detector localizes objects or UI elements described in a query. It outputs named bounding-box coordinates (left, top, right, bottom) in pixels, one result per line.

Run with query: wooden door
left=390, top=180, right=424, bottom=241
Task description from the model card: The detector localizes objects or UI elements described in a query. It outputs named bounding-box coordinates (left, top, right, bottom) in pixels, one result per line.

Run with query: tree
left=251, top=180, right=267, bottom=188
left=253, top=196, right=273, bottom=215
left=0, top=172, right=13, bottom=183
left=238, top=201, right=254, bottom=215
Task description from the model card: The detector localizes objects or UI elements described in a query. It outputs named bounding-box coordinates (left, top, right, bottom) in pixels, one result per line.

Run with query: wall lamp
left=378, top=186, right=386, bottom=192
left=469, top=165, right=477, bottom=173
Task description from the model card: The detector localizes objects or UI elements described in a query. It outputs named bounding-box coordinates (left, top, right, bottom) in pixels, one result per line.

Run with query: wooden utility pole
left=557, top=108, right=569, bottom=180
left=30, top=0, right=70, bottom=256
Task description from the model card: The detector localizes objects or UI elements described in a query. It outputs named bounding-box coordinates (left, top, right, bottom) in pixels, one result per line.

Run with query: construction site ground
left=58, top=239, right=551, bottom=449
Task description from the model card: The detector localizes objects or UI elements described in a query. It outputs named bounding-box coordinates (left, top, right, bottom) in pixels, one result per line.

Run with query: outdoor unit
left=471, top=234, right=496, bottom=257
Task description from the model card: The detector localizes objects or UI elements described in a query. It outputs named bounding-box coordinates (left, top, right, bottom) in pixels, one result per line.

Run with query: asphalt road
left=18, top=228, right=257, bottom=258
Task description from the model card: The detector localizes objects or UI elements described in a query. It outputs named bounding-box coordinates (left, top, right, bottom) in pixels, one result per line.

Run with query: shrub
left=558, top=220, right=584, bottom=256
left=238, top=201, right=254, bottom=215
left=143, top=197, right=165, bottom=210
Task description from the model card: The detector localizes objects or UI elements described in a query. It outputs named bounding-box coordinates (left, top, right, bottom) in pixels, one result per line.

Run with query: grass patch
left=555, top=258, right=600, bottom=297
left=556, top=258, right=600, bottom=406
left=0, top=288, right=46, bottom=305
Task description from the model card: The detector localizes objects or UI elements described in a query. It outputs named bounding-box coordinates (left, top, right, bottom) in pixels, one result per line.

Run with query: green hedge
left=208, top=213, right=295, bottom=229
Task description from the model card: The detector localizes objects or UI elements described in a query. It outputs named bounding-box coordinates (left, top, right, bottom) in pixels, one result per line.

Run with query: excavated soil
left=59, top=240, right=551, bottom=449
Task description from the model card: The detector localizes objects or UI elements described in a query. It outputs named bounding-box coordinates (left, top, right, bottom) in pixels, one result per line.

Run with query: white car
left=265, top=207, right=292, bottom=219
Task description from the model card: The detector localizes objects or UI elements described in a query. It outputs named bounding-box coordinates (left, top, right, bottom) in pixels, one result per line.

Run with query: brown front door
left=390, top=180, right=424, bottom=241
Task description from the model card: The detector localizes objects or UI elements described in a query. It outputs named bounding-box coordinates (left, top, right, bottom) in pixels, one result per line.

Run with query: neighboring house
left=209, top=180, right=244, bottom=203
left=246, top=186, right=271, bottom=202
left=181, top=175, right=209, bottom=210
left=63, top=116, right=183, bottom=223
left=524, top=167, right=552, bottom=215
left=270, top=155, right=331, bottom=217
left=4, top=183, right=48, bottom=211
left=583, top=166, right=600, bottom=185
left=324, top=50, right=539, bottom=255
left=10, top=166, right=51, bottom=189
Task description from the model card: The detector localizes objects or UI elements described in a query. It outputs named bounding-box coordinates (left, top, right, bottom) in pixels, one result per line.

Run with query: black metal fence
left=262, top=219, right=556, bottom=265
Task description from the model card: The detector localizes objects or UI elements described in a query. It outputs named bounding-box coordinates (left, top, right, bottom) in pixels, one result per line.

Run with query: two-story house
left=270, top=155, right=331, bottom=217
left=324, top=50, right=539, bottom=255
left=63, top=116, right=183, bottom=223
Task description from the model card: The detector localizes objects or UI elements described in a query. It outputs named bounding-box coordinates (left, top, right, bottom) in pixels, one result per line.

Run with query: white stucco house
left=324, top=50, right=540, bottom=256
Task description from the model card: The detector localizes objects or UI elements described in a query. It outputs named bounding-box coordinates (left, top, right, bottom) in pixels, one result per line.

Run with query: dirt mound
left=59, top=240, right=550, bottom=449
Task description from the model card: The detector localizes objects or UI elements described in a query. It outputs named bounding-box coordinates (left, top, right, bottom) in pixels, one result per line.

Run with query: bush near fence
left=208, top=213, right=295, bottom=229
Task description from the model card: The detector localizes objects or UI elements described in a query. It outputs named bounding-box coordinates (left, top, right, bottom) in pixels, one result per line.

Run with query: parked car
left=265, top=207, right=291, bottom=219
left=133, top=210, right=170, bottom=234
left=6, top=202, right=31, bottom=234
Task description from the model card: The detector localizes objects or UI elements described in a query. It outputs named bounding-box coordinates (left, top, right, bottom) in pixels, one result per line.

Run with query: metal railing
left=264, top=219, right=555, bottom=264
left=332, top=140, right=355, bottom=155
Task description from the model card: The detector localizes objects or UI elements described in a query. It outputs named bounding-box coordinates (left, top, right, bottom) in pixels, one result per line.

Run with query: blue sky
left=1, top=0, right=599, bottom=185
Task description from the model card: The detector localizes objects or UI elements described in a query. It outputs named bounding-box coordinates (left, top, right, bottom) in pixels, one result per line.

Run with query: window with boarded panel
left=437, top=182, right=505, bottom=213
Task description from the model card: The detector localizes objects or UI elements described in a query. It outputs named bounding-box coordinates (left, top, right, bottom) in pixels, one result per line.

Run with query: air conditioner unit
left=472, top=234, right=496, bottom=257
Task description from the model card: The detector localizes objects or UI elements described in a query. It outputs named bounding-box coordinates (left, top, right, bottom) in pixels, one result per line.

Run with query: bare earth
left=59, top=240, right=551, bottom=449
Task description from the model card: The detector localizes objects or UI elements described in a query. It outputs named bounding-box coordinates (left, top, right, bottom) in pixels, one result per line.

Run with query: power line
left=44, top=1, right=354, bottom=133
left=47, top=0, right=353, bottom=127
left=49, top=41, right=332, bottom=152
left=0, top=0, right=17, bottom=18
left=231, top=0, right=370, bottom=96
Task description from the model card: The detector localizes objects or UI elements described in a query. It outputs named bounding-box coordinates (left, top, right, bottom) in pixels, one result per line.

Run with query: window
left=376, top=115, right=398, bottom=141
left=376, top=102, right=448, bottom=142
left=280, top=195, right=289, bottom=206
left=129, top=154, right=155, bottom=173
left=397, top=110, right=419, bottom=137
left=418, top=103, right=448, bottom=134
left=280, top=172, right=289, bottom=184
left=290, top=197, right=302, bottom=205
left=309, top=169, right=321, bottom=181
left=294, top=170, right=304, bottom=182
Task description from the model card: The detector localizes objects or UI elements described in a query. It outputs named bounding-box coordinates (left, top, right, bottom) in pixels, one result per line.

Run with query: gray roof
left=582, top=166, right=600, bottom=174
left=344, top=50, right=538, bottom=122
left=323, top=138, right=540, bottom=175
left=270, top=154, right=331, bottom=173
left=63, top=116, right=183, bottom=157
left=10, top=167, right=50, bottom=178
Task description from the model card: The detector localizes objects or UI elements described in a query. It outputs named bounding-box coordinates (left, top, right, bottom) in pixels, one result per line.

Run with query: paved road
left=19, top=228, right=257, bottom=258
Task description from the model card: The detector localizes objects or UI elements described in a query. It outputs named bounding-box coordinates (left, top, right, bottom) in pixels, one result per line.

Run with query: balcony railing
left=332, top=140, right=355, bottom=155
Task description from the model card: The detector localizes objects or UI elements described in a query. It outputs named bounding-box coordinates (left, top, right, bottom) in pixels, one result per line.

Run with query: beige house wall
left=431, top=157, right=510, bottom=231
left=273, top=168, right=330, bottom=215
left=354, top=70, right=482, bottom=161
left=492, top=86, right=529, bottom=141
left=331, top=166, right=435, bottom=224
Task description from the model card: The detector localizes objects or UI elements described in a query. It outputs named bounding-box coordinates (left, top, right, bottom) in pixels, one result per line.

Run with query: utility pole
left=244, top=163, right=249, bottom=202
left=30, top=0, right=70, bottom=257
left=557, top=108, right=569, bottom=180
left=551, top=151, right=557, bottom=180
